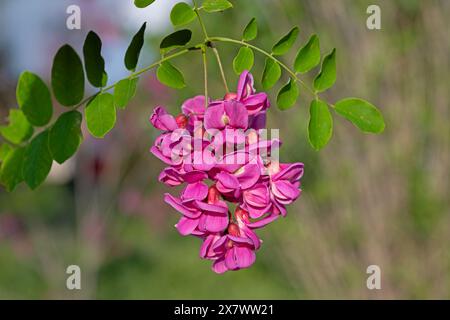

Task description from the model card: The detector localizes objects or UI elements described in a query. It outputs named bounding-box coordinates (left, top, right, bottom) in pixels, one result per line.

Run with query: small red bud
left=207, top=185, right=220, bottom=204
left=176, top=114, right=188, bottom=128
left=235, top=207, right=249, bottom=223
left=227, top=223, right=240, bottom=236
left=223, top=92, right=238, bottom=101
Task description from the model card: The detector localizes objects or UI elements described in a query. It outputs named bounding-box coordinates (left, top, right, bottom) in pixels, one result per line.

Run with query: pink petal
left=216, top=172, right=240, bottom=193
left=275, top=163, right=304, bottom=181
left=212, top=258, right=229, bottom=274
left=236, top=70, right=254, bottom=100
left=204, top=103, right=225, bottom=130
left=236, top=163, right=260, bottom=190
left=182, top=95, right=206, bottom=116
left=198, top=212, right=229, bottom=233
left=271, top=180, right=300, bottom=202
left=175, top=217, right=199, bottom=236
left=182, top=181, right=208, bottom=201
left=234, top=246, right=256, bottom=269
left=224, top=100, right=248, bottom=129
left=242, top=92, right=269, bottom=115
left=164, top=193, right=201, bottom=219
left=243, top=184, right=269, bottom=208
left=150, top=106, right=178, bottom=131
left=246, top=213, right=280, bottom=229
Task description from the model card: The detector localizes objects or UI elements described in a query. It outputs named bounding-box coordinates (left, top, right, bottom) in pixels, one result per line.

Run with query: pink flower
left=204, top=100, right=248, bottom=130
left=268, top=162, right=304, bottom=216
left=149, top=71, right=304, bottom=274
left=150, top=106, right=178, bottom=131
left=200, top=218, right=260, bottom=274
left=164, top=185, right=229, bottom=235
left=182, top=95, right=207, bottom=130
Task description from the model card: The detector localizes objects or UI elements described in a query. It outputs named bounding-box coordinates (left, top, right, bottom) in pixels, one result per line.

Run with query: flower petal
left=175, top=217, right=199, bottom=236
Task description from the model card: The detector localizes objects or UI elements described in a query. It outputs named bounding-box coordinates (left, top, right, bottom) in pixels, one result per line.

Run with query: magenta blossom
left=149, top=71, right=303, bottom=274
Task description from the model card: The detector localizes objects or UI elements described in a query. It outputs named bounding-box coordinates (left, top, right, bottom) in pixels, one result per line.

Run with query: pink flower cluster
left=149, top=71, right=304, bottom=273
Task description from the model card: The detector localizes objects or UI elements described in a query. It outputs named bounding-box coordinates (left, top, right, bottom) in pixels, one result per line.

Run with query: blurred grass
left=1, top=0, right=450, bottom=299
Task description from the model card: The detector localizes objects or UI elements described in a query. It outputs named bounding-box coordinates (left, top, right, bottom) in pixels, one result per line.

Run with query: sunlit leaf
left=0, top=144, right=11, bottom=163
left=334, top=98, right=385, bottom=133
left=277, top=78, right=299, bottom=110
left=157, top=62, right=186, bottom=89
left=233, top=47, right=254, bottom=75
left=125, top=22, right=147, bottom=71
left=243, top=18, right=257, bottom=41
left=85, top=93, right=116, bottom=138
left=83, top=31, right=107, bottom=88
left=313, top=48, right=336, bottom=93
left=308, top=99, right=333, bottom=150
left=49, top=111, right=83, bottom=164
left=272, top=27, right=299, bottom=56
left=160, top=29, right=192, bottom=54
left=0, top=147, right=25, bottom=192
left=114, top=78, right=139, bottom=109
left=22, top=130, right=53, bottom=190
left=170, top=2, right=196, bottom=26
left=261, top=58, right=281, bottom=90
left=0, top=109, right=33, bottom=144
left=17, top=71, right=53, bottom=126
left=294, top=34, right=321, bottom=74
left=51, top=45, right=85, bottom=106
left=134, top=0, right=155, bottom=8
left=203, top=0, right=233, bottom=12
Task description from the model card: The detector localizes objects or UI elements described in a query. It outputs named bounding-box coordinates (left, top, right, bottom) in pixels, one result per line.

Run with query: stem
left=72, top=47, right=193, bottom=111
left=202, top=46, right=208, bottom=108
left=193, top=1, right=209, bottom=39
left=193, top=0, right=229, bottom=92
left=209, top=36, right=317, bottom=97
left=211, top=47, right=229, bottom=93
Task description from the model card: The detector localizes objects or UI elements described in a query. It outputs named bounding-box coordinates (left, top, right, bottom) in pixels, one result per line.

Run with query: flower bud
left=223, top=92, right=238, bottom=101
left=235, top=207, right=250, bottom=223
left=176, top=114, right=188, bottom=129
left=207, top=185, right=220, bottom=204
left=227, top=223, right=240, bottom=236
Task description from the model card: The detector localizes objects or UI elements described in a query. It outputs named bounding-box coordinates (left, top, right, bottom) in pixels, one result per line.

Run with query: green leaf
left=170, top=2, right=196, bottom=26
left=203, top=0, right=233, bottom=12
left=51, top=45, right=85, bottom=106
left=134, top=0, right=155, bottom=8
left=49, top=111, right=83, bottom=164
left=308, top=99, right=333, bottom=150
left=160, top=29, right=192, bottom=54
left=243, top=18, right=257, bottom=41
left=0, top=144, right=12, bottom=163
left=156, top=62, right=186, bottom=89
left=334, top=98, right=385, bottom=133
left=125, top=22, right=147, bottom=71
left=294, top=34, right=321, bottom=74
left=272, top=27, right=299, bottom=56
left=22, top=130, right=53, bottom=190
left=85, top=93, right=116, bottom=138
left=83, top=31, right=107, bottom=88
left=277, top=78, right=299, bottom=110
left=16, top=71, right=53, bottom=126
left=114, top=78, right=139, bottom=109
left=313, top=48, right=336, bottom=93
left=0, top=109, right=34, bottom=144
left=233, top=47, right=254, bottom=75
left=0, top=147, right=25, bottom=192
left=261, top=58, right=281, bottom=90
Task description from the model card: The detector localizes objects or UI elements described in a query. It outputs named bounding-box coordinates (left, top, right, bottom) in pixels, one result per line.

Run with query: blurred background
left=0, top=0, right=449, bottom=299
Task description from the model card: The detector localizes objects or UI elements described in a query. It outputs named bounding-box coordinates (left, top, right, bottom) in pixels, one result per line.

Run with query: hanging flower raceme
left=149, top=71, right=304, bottom=274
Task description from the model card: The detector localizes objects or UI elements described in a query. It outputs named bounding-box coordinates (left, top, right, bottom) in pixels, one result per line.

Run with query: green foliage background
left=1, top=0, right=450, bottom=299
